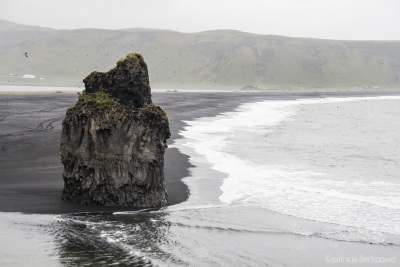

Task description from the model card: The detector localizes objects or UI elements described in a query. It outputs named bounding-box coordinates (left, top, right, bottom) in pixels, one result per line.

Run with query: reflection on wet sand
left=54, top=211, right=181, bottom=266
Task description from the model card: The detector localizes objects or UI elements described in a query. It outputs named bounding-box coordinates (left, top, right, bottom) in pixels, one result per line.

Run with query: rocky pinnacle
left=60, top=53, right=170, bottom=207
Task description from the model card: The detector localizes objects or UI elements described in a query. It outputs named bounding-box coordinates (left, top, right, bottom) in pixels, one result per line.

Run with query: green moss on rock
left=118, top=52, right=143, bottom=63
left=78, top=91, right=112, bottom=105
left=67, top=91, right=114, bottom=113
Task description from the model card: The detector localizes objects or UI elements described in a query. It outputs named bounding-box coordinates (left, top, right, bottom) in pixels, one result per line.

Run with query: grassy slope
left=1, top=20, right=399, bottom=89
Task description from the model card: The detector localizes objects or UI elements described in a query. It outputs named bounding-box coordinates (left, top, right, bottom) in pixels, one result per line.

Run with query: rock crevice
left=60, top=53, right=170, bottom=207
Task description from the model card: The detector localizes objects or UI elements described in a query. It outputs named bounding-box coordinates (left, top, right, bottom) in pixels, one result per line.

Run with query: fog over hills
left=1, top=20, right=399, bottom=89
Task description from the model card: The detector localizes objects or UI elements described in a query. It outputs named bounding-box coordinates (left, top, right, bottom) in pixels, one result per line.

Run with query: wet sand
left=0, top=89, right=399, bottom=214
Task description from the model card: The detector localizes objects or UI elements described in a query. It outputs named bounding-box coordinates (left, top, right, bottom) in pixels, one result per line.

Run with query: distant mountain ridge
left=1, top=20, right=399, bottom=89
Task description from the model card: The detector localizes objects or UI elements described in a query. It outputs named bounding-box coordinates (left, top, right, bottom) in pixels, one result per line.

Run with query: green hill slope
left=1, top=20, right=399, bottom=89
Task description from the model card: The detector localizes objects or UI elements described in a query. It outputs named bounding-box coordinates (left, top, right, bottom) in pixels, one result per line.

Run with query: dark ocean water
left=1, top=95, right=400, bottom=266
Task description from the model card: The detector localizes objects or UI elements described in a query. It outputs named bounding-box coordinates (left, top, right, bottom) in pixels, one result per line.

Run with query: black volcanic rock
left=60, top=53, right=170, bottom=207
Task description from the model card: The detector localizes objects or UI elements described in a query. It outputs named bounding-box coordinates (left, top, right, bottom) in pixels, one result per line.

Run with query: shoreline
left=1, top=90, right=400, bottom=214
left=1, top=84, right=400, bottom=95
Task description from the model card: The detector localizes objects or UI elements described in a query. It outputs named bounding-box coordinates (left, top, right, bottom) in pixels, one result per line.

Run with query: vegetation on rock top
left=118, top=53, right=143, bottom=63
left=67, top=53, right=169, bottom=128
left=81, top=52, right=152, bottom=108
left=67, top=90, right=114, bottom=113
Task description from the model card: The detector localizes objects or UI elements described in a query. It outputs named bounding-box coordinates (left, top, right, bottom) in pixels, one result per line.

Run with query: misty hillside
left=1, top=20, right=399, bottom=89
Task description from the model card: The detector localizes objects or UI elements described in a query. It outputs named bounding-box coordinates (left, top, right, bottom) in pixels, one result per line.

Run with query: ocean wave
left=175, top=95, right=400, bottom=244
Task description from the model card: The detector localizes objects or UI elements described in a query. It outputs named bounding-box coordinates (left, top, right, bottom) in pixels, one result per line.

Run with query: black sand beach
left=0, top=89, right=399, bottom=214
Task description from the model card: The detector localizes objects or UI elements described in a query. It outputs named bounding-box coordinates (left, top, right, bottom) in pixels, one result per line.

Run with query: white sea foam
left=175, top=96, right=400, bottom=237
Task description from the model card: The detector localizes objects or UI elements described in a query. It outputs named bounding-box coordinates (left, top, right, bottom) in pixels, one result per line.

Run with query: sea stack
left=60, top=53, right=170, bottom=207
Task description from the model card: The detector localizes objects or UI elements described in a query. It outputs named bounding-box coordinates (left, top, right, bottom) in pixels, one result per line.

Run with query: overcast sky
left=0, top=0, right=399, bottom=40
